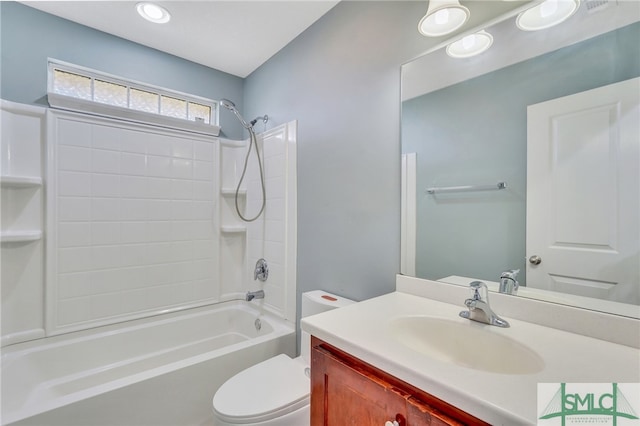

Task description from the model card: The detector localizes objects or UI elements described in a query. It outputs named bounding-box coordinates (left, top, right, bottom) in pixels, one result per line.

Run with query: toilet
left=212, top=290, right=354, bottom=425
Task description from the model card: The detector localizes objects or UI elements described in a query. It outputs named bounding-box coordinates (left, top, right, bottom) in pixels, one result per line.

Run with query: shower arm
left=250, top=115, right=269, bottom=127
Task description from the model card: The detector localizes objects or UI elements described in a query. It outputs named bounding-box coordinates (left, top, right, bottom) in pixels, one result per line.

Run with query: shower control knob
left=529, top=255, right=542, bottom=265
left=254, top=258, right=269, bottom=281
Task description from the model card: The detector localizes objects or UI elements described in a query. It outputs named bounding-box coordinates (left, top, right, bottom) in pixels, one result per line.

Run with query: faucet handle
left=500, top=269, right=520, bottom=294
left=501, top=269, right=520, bottom=279
left=469, top=281, right=489, bottom=302
left=254, top=258, right=269, bottom=281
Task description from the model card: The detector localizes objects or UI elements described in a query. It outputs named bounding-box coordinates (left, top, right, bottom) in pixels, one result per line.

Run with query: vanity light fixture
left=516, top=0, right=580, bottom=31
left=446, top=30, right=494, bottom=58
left=418, top=0, right=470, bottom=37
left=136, top=2, right=171, bottom=24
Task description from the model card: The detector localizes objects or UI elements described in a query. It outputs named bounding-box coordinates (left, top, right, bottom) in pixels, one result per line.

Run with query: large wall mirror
left=401, top=1, right=639, bottom=318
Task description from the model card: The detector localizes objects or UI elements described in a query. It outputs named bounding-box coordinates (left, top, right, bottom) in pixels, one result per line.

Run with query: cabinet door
left=311, top=344, right=408, bottom=426
left=311, top=338, right=489, bottom=426
left=407, top=396, right=465, bottom=426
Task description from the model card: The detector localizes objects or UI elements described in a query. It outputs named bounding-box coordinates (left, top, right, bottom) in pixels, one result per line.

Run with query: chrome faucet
left=254, top=258, right=269, bottom=282
left=246, top=290, right=265, bottom=302
left=499, top=269, right=520, bottom=295
left=459, top=281, right=510, bottom=328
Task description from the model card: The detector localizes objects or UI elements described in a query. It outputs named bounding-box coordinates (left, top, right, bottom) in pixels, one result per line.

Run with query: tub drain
left=254, top=318, right=262, bottom=331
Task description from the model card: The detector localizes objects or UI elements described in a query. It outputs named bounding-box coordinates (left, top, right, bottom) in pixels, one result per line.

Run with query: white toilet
left=212, top=290, right=354, bottom=425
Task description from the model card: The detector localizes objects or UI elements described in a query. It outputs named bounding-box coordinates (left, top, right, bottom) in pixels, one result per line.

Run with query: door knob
left=529, top=255, right=542, bottom=265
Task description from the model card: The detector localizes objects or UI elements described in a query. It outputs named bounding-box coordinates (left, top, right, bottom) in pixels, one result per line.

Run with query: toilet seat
left=213, top=354, right=310, bottom=424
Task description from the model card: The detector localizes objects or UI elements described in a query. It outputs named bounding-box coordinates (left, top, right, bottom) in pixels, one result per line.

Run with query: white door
left=526, top=77, right=639, bottom=304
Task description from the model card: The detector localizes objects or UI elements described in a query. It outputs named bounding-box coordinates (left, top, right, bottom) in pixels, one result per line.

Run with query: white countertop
left=301, top=290, right=640, bottom=425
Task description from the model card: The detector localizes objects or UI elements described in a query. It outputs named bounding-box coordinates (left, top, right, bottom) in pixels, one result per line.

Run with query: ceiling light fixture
left=136, top=2, right=171, bottom=24
left=418, top=0, right=470, bottom=37
left=516, top=0, right=580, bottom=31
left=446, top=30, right=494, bottom=58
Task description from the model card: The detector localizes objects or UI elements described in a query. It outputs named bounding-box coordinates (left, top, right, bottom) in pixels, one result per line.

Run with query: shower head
left=219, top=98, right=237, bottom=111
left=219, top=98, right=251, bottom=129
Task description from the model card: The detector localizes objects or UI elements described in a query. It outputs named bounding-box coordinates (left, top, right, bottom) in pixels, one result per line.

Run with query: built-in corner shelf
left=220, top=225, right=247, bottom=234
left=1, top=175, right=43, bottom=188
left=221, top=188, right=246, bottom=196
left=1, top=230, right=43, bottom=243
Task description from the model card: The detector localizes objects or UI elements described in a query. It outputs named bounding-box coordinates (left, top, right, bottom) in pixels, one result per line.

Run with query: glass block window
left=161, top=95, right=187, bottom=119
left=53, top=70, right=92, bottom=101
left=94, top=79, right=128, bottom=107
left=48, top=59, right=217, bottom=130
left=188, top=102, right=211, bottom=124
left=130, top=88, right=159, bottom=113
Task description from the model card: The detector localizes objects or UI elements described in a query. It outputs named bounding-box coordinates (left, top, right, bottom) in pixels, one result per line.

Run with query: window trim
left=47, top=59, right=220, bottom=136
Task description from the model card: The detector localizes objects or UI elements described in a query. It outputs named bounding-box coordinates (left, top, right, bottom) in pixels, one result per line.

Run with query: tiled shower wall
left=2, top=105, right=296, bottom=343
left=49, top=111, right=219, bottom=333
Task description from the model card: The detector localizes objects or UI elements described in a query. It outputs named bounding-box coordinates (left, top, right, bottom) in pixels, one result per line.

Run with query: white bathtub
left=1, top=301, right=296, bottom=426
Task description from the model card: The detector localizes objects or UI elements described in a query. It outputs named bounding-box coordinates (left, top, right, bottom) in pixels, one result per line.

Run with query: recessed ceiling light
left=136, top=2, right=171, bottom=24
left=418, top=0, right=470, bottom=37
left=516, top=0, right=580, bottom=31
left=446, top=30, right=494, bottom=58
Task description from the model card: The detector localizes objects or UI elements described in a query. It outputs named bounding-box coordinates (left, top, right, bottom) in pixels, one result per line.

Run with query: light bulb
left=540, top=0, right=559, bottom=18
left=136, top=2, right=171, bottom=24
left=446, top=30, right=493, bottom=58
left=461, top=34, right=476, bottom=50
left=435, top=8, right=450, bottom=25
left=516, top=0, right=579, bottom=31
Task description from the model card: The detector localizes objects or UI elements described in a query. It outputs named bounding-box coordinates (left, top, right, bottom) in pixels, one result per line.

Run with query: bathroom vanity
left=311, top=336, right=487, bottom=425
left=301, top=275, right=640, bottom=425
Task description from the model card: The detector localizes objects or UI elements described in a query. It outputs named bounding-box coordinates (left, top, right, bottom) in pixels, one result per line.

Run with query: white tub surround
left=301, top=275, right=640, bottom=425
left=1, top=101, right=299, bottom=425
left=2, top=101, right=297, bottom=346
left=219, top=121, right=297, bottom=322
left=1, top=302, right=295, bottom=426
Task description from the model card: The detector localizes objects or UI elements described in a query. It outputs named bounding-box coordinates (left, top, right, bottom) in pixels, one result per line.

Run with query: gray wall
left=0, top=2, right=245, bottom=139
left=244, top=1, right=430, bottom=305
left=402, top=23, right=640, bottom=285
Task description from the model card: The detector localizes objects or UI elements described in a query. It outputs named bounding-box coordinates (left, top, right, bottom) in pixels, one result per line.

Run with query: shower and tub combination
left=0, top=99, right=298, bottom=425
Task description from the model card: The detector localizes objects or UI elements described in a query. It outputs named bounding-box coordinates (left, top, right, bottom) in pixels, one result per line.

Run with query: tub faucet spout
left=246, top=290, right=265, bottom=302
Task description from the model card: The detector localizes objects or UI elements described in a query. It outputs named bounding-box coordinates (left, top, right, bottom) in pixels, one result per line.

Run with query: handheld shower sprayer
left=219, top=98, right=267, bottom=222
left=220, top=98, right=250, bottom=129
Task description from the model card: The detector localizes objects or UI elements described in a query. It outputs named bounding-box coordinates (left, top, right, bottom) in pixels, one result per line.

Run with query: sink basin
left=388, top=316, right=544, bottom=375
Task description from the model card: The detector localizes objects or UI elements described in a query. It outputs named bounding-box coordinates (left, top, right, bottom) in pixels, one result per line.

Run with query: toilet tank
left=300, top=290, right=354, bottom=364
left=301, top=290, right=354, bottom=318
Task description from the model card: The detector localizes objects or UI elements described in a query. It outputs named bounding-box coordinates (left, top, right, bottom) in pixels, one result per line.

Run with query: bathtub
left=1, top=301, right=296, bottom=426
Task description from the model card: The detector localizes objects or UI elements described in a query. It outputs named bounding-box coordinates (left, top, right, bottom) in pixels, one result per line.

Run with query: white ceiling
left=21, top=1, right=339, bottom=78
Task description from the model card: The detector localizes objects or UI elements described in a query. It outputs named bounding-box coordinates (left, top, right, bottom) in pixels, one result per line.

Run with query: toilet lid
left=213, top=354, right=310, bottom=423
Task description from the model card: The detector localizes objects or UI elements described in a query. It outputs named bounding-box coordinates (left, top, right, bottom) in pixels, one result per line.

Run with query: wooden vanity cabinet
left=310, top=337, right=489, bottom=426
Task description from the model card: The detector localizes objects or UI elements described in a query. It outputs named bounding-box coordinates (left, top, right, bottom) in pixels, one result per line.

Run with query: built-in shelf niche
left=220, top=225, right=247, bottom=234
left=1, top=99, right=46, bottom=346
left=218, top=140, right=250, bottom=301
left=1, top=230, right=43, bottom=243
left=221, top=188, right=247, bottom=196
left=1, top=175, right=43, bottom=188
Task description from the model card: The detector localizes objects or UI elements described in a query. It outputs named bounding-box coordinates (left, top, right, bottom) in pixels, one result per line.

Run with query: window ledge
left=48, top=93, right=220, bottom=137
